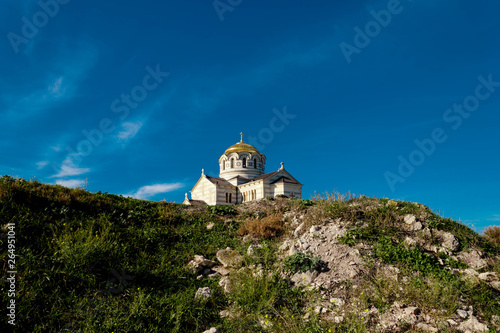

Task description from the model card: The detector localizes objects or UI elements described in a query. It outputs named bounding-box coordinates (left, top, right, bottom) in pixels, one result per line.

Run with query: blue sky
left=1, top=0, right=499, bottom=232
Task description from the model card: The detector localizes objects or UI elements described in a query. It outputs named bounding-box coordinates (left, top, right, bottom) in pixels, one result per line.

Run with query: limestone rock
left=490, top=281, right=500, bottom=291
left=247, top=244, right=262, bottom=255
left=294, top=222, right=306, bottom=237
left=218, top=276, right=232, bottom=293
left=458, top=315, right=489, bottom=333
left=195, top=287, right=212, bottom=299
left=416, top=323, right=438, bottom=333
left=441, top=232, right=460, bottom=252
left=330, top=298, right=345, bottom=307
left=478, top=272, right=499, bottom=282
left=187, top=255, right=217, bottom=274
left=291, top=269, right=319, bottom=287
left=457, top=309, right=468, bottom=319
left=310, top=225, right=321, bottom=233
left=216, top=248, right=242, bottom=268
left=404, top=214, right=416, bottom=225
left=202, top=328, right=218, bottom=333
left=212, top=266, right=231, bottom=276
left=288, top=245, right=300, bottom=257
left=206, top=222, right=215, bottom=230
left=413, top=221, right=423, bottom=231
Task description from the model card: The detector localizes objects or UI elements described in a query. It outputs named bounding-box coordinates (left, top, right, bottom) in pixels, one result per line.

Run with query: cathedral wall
left=191, top=178, right=217, bottom=205
left=215, top=186, right=237, bottom=205
left=238, top=181, right=264, bottom=203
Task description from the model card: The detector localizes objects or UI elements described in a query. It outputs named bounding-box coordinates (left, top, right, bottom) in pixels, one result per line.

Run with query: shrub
left=483, top=225, right=500, bottom=247
left=238, top=213, right=284, bottom=239
left=283, top=252, right=324, bottom=274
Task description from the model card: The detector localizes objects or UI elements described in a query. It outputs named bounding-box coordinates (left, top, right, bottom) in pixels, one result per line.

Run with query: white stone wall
left=238, top=180, right=265, bottom=203
left=191, top=177, right=217, bottom=205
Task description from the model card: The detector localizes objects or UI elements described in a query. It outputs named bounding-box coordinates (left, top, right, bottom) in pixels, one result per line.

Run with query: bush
left=484, top=225, right=500, bottom=247
left=283, top=252, right=324, bottom=274
left=238, top=213, right=284, bottom=239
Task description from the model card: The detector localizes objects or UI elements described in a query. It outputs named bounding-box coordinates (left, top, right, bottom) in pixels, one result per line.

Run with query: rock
left=247, top=244, right=262, bottom=255
left=404, top=214, right=416, bottom=224
left=404, top=237, right=417, bottom=249
left=219, top=310, right=231, bottom=318
left=294, top=222, right=306, bottom=237
left=441, top=232, right=460, bottom=252
left=193, top=255, right=217, bottom=268
left=416, top=323, right=438, bottom=332
left=478, top=272, right=499, bottom=282
left=457, top=309, right=468, bottom=319
left=242, top=235, right=252, bottom=243
left=447, top=319, right=458, bottom=326
left=310, top=226, right=321, bottom=233
left=212, top=266, right=231, bottom=276
left=404, top=306, right=420, bottom=316
left=216, top=248, right=242, bottom=268
left=206, top=222, right=215, bottom=230
left=458, top=316, right=489, bottom=333
left=290, top=269, right=319, bottom=287
left=288, top=245, right=300, bottom=257
left=333, top=316, right=344, bottom=323
left=330, top=298, right=345, bottom=307
left=413, top=221, right=423, bottom=231
left=490, top=281, right=500, bottom=291
left=202, top=328, right=218, bottom=333
left=195, top=287, right=212, bottom=299
left=279, top=240, right=291, bottom=251
left=457, top=250, right=487, bottom=270
left=218, top=276, right=232, bottom=293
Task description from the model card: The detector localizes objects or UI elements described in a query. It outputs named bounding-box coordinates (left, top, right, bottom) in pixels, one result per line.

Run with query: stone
left=478, top=272, right=499, bottom=282
left=404, top=214, right=416, bottom=224
left=247, top=244, right=262, bottom=255
left=458, top=316, right=489, bottom=333
left=447, top=319, right=458, bottom=326
left=206, top=222, right=215, bottom=230
left=219, top=310, right=231, bottom=318
left=457, top=309, right=468, bottom=319
left=330, top=298, right=345, bottom=307
left=212, top=266, right=231, bottom=276
left=416, top=323, right=438, bottom=333
left=193, top=255, right=217, bottom=268
left=218, top=276, right=232, bottom=293
left=404, top=237, right=417, bottom=249
left=457, top=250, right=487, bottom=270
left=333, top=316, right=344, bottom=323
left=413, top=221, right=423, bottom=231
left=288, top=245, right=300, bottom=257
left=195, top=287, right=212, bottom=299
left=279, top=240, right=291, bottom=251
left=490, top=281, right=500, bottom=291
left=202, top=328, right=218, bottom=333
left=310, top=226, right=321, bottom=233
left=290, top=269, right=319, bottom=287
left=294, top=222, right=306, bottom=237
left=216, top=248, right=242, bottom=268
left=441, top=232, right=460, bottom=252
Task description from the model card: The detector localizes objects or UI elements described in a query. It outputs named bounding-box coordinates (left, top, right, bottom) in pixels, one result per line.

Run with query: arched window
left=242, top=158, right=246, bottom=168
left=254, top=158, right=257, bottom=169
left=229, top=193, right=232, bottom=203
left=225, top=193, right=228, bottom=203
left=222, top=160, right=225, bottom=170
left=231, top=158, right=234, bottom=168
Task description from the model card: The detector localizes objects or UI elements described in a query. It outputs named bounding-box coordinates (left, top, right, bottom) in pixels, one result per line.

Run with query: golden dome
left=223, top=133, right=260, bottom=155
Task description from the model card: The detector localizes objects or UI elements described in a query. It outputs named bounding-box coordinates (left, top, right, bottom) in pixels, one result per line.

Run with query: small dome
left=223, top=133, right=260, bottom=155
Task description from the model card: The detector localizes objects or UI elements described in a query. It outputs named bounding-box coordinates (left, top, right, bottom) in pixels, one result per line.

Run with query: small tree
left=483, top=225, right=500, bottom=247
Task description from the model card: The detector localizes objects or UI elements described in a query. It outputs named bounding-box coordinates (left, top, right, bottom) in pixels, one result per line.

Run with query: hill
left=1, top=176, right=499, bottom=332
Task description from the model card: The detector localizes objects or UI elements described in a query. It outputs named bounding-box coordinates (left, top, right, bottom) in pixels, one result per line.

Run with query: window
left=229, top=193, right=232, bottom=203
left=222, top=161, right=225, bottom=170
left=225, top=193, right=228, bottom=203
left=231, top=158, right=234, bottom=168
left=254, top=158, right=257, bottom=169
left=242, top=158, right=246, bottom=168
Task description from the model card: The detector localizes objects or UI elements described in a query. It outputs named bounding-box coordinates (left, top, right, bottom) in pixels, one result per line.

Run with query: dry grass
left=239, top=213, right=284, bottom=239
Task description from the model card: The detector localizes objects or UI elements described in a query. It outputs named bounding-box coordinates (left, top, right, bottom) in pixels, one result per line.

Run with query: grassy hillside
left=1, top=176, right=499, bottom=332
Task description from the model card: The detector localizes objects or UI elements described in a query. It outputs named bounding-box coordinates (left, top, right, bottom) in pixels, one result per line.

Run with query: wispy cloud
left=117, top=121, right=143, bottom=141
left=487, top=214, right=500, bottom=222
left=128, top=183, right=184, bottom=200
left=36, top=161, right=49, bottom=169
left=51, top=155, right=90, bottom=178
left=47, top=77, right=66, bottom=98
left=56, top=179, right=85, bottom=188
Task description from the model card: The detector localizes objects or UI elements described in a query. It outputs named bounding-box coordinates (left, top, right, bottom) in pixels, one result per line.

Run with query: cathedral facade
left=183, top=133, right=303, bottom=205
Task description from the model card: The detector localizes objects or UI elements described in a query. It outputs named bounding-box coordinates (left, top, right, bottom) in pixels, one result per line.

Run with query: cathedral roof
left=205, top=176, right=234, bottom=187
left=222, top=133, right=261, bottom=155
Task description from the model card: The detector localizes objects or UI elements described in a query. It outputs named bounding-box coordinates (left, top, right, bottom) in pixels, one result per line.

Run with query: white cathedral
left=183, top=133, right=303, bottom=205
